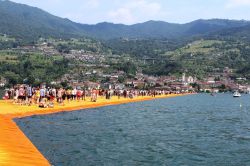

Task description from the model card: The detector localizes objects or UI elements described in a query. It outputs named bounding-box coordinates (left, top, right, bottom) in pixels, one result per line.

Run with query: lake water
left=15, top=94, right=250, bottom=166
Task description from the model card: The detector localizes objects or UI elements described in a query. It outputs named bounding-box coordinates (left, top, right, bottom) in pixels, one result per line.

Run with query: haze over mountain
left=0, top=0, right=250, bottom=40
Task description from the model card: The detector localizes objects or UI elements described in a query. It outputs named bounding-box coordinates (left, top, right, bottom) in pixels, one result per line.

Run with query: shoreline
left=0, top=93, right=192, bottom=166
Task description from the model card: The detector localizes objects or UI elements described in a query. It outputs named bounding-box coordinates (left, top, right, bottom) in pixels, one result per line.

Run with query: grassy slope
left=163, top=39, right=245, bottom=78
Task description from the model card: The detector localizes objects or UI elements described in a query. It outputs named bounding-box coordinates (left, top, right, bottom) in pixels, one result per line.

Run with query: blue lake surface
left=15, top=94, right=250, bottom=166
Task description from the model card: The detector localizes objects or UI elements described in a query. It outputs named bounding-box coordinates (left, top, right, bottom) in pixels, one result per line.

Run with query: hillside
left=208, top=24, right=250, bottom=42
left=0, top=0, right=86, bottom=41
left=81, top=19, right=250, bottom=40
left=1, top=0, right=250, bottom=85
left=0, top=0, right=250, bottom=41
left=79, top=21, right=184, bottom=39
left=162, top=39, right=250, bottom=78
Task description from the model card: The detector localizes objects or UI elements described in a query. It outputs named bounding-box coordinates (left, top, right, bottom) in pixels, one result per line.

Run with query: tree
left=120, top=61, right=137, bottom=75
left=118, top=76, right=125, bottom=83
left=4, top=71, right=20, bottom=86
left=61, top=81, right=68, bottom=88
left=25, top=76, right=35, bottom=85
left=219, top=84, right=226, bottom=90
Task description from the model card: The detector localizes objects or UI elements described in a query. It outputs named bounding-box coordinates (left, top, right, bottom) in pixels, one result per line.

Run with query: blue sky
left=11, top=0, right=250, bottom=24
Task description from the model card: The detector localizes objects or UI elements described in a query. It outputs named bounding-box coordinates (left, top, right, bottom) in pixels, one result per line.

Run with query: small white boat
left=233, top=91, right=241, bottom=97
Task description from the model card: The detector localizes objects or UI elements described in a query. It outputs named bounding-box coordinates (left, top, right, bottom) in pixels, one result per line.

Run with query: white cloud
left=127, top=0, right=162, bottom=15
left=86, top=0, right=100, bottom=8
left=108, top=0, right=165, bottom=24
left=226, top=0, right=250, bottom=8
left=109, top=8, right=135, bottom=24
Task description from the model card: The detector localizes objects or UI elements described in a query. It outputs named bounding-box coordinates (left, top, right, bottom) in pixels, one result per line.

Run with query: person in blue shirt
left=40, top=87, right=46, bottom=101
left=27, top=85, right=33, bottom=105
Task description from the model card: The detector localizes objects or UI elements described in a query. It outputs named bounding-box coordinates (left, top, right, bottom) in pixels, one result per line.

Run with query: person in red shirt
left=2, top=91, right=9, bottom=100
left=76, top=89, right=82, bottom=102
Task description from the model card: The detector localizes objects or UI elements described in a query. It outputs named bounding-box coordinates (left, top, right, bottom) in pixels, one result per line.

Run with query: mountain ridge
left=0, top=0, right=250, bottom=40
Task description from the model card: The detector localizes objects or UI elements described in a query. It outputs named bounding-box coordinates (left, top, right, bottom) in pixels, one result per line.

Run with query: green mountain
left=81, top=19, right=250, bottom=40
left=79, top=21, right=184, bottom=39
left=0, top=0, right=250, bottom=41
left=1, top=0, right=250, bottom=81
left=0, top=0, right=86, bottom=40
left=208, top=24, right=250, bottom=42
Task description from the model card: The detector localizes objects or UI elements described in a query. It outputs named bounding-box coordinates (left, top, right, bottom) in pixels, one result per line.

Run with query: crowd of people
left=2, top=84, right=177, bottom=108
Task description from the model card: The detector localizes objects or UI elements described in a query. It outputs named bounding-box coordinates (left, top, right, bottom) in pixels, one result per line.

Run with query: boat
left=233, top=91, right=241, bottom=97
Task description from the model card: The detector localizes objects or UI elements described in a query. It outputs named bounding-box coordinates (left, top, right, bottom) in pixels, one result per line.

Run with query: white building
left=187, top=76, right=195, bottom=84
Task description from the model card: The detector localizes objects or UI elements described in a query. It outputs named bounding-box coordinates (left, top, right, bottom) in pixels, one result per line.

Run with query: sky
left=10, top=0, right=250, bottom=25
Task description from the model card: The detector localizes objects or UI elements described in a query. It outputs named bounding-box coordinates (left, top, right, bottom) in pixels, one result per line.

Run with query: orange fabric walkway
left=0, top=94, right=189, bottom=165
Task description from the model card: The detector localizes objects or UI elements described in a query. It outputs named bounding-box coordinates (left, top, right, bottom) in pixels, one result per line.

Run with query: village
left=54, top=70, right=250, bottom=94
left=0, top=39, right=250, bottom=94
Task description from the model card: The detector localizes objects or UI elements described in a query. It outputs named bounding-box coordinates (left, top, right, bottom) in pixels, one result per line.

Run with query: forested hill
left=1, top=0, right=250, bottom=41
left=80, top=19, right=250, bottom=40
left=208, top=24, right=250, bottom=42
left=0, top=0, right=86, bottom=40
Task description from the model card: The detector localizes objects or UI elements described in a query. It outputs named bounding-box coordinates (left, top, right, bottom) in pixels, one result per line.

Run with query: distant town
left=1, top=36, right=250, bottom=94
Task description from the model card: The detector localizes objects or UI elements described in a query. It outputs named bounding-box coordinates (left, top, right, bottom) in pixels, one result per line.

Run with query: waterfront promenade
left=0, top=94, right=187, bottom=166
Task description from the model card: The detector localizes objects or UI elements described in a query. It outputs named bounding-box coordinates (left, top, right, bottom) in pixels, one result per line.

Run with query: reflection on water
left=15, top=94, right=250, bottom=166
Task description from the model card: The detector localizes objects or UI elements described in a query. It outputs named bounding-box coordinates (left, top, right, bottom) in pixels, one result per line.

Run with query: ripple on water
left=15, top=94, right=250, bottom=166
